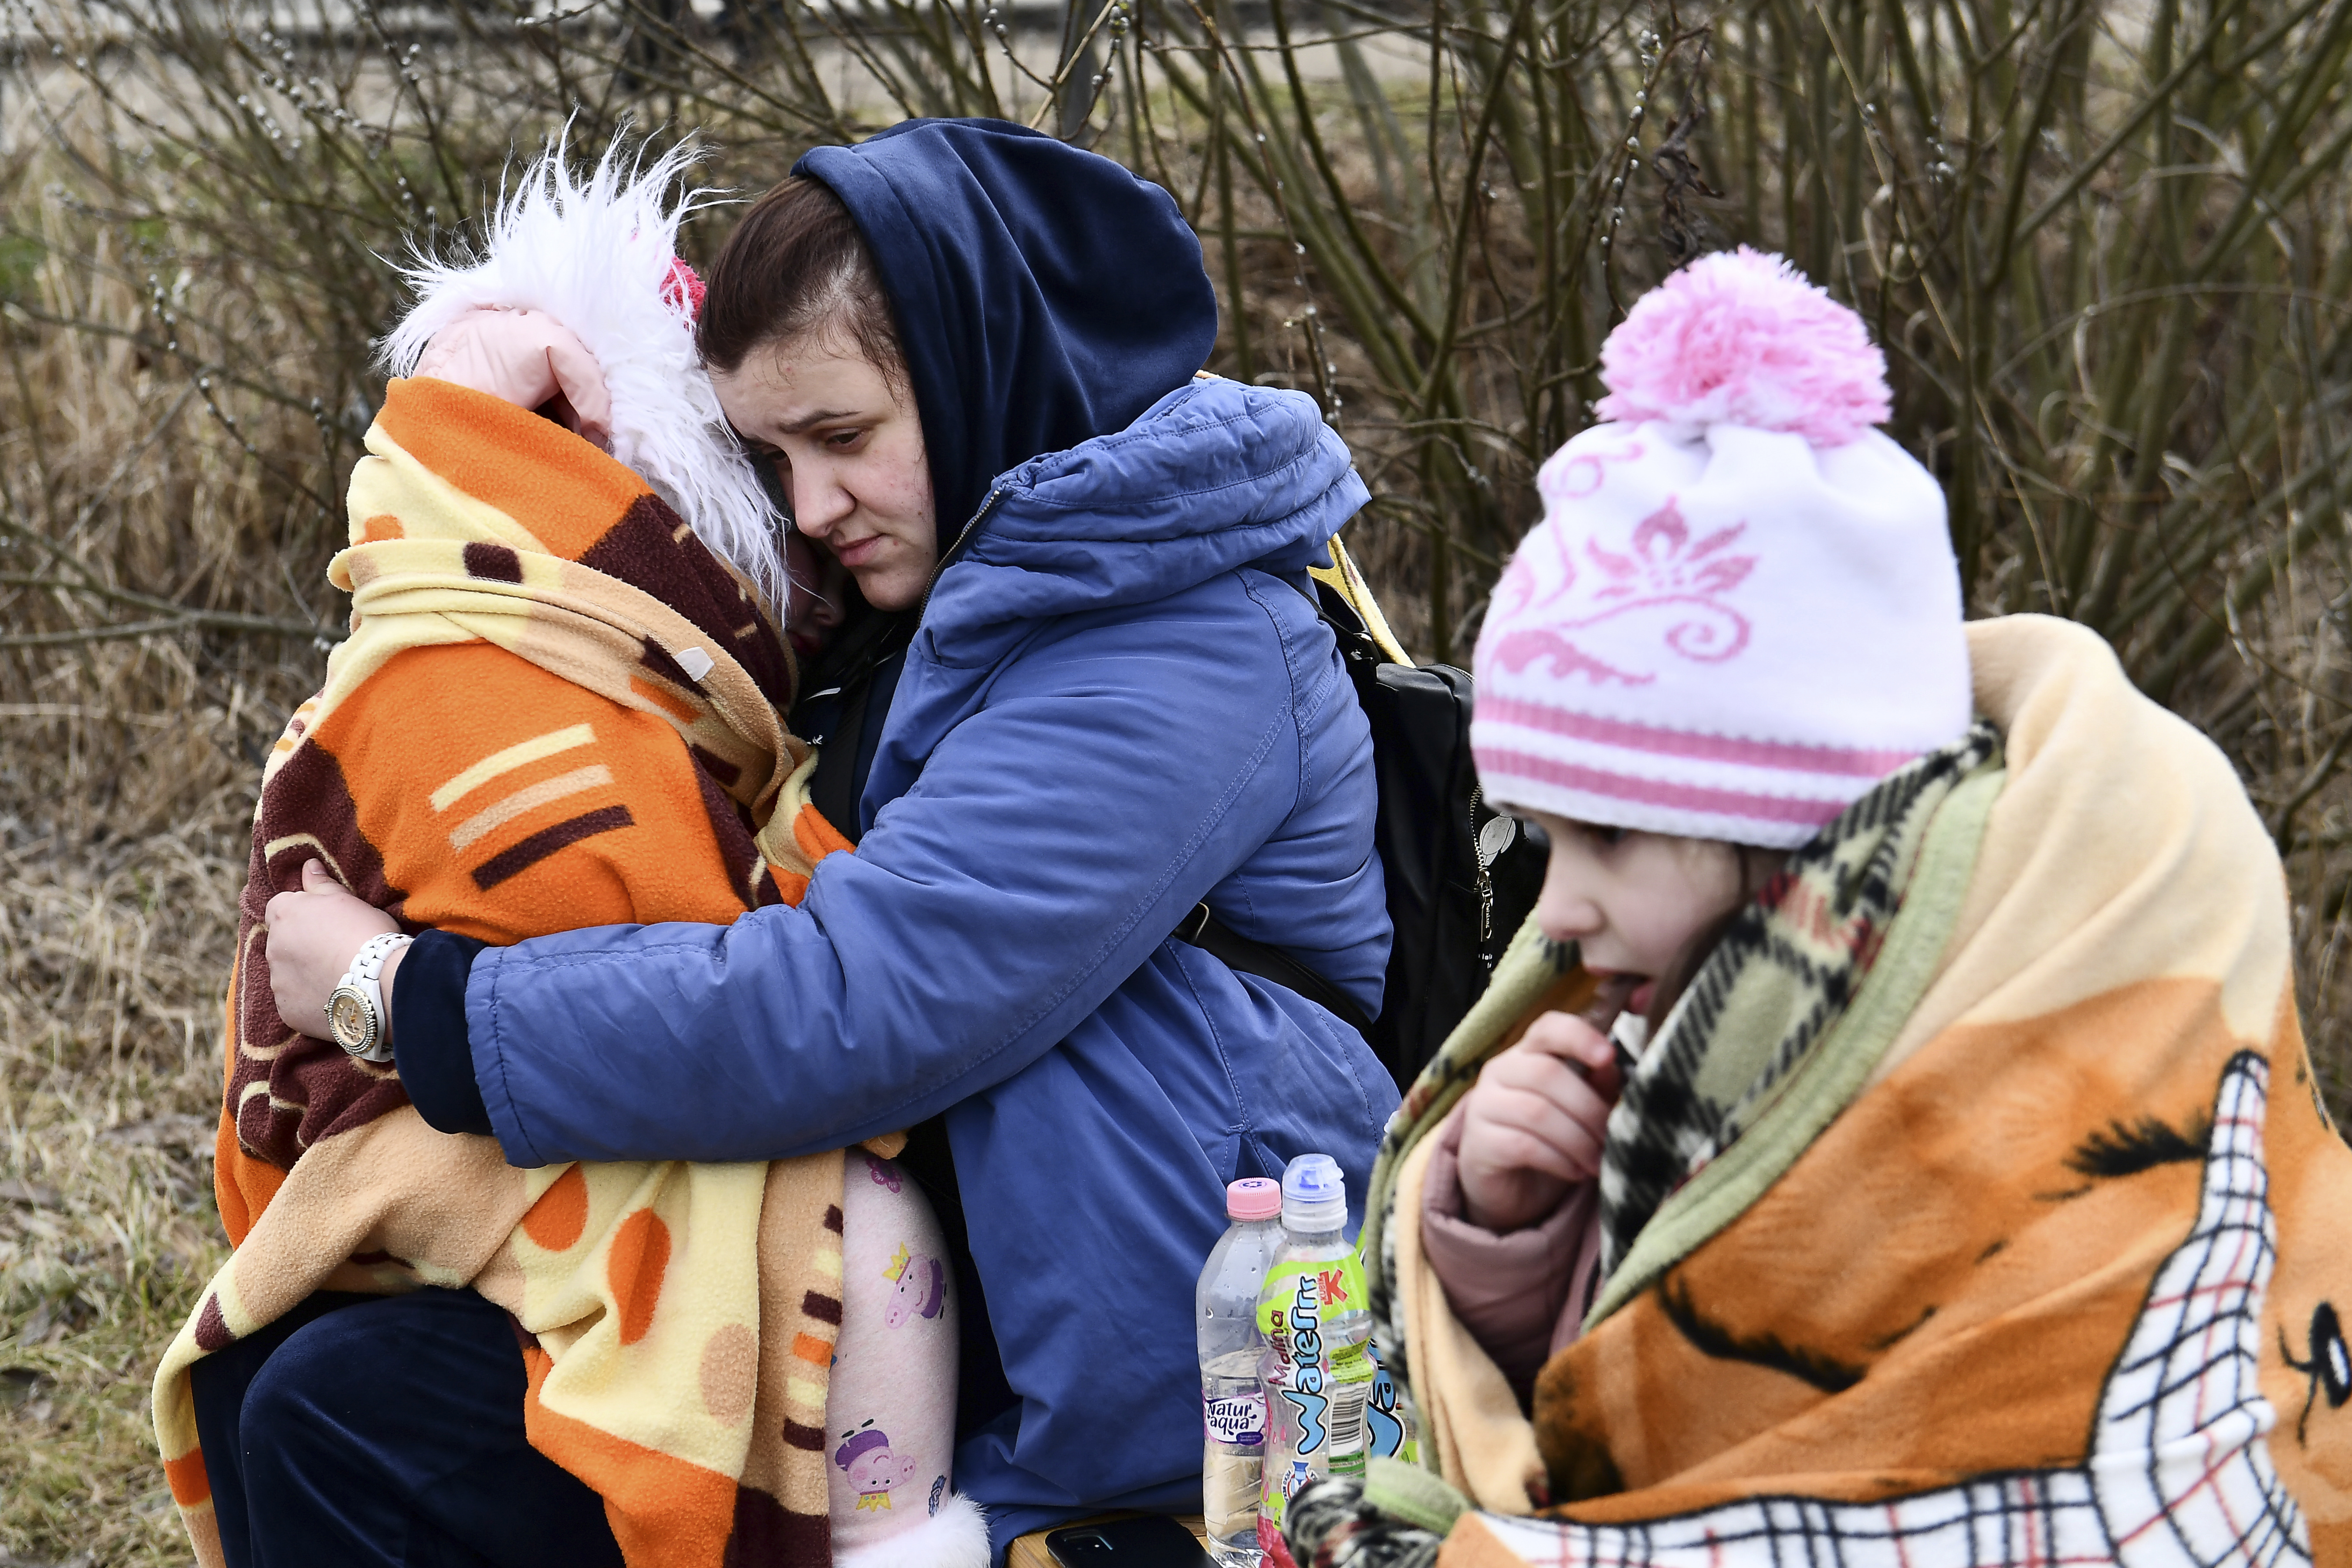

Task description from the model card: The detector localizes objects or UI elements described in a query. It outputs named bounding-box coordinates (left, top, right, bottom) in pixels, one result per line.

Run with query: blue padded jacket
left=450, top=373, right=1397, bottom=1551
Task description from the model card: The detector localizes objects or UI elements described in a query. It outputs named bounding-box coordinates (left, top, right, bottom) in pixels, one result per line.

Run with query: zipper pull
left=1470, top=787, right=1496, bottom=951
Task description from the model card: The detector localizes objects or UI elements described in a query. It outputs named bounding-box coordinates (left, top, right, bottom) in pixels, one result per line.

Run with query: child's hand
left=1455, top=1010, right=1623, bottom=1233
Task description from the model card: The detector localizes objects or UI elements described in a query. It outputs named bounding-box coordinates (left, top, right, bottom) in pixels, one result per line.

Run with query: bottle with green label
left=1254, top=1154, right=1373, bottom=1554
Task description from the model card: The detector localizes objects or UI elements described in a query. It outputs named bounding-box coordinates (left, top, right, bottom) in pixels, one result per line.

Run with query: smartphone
left=1045, top=1515, right=1221, bottom=1568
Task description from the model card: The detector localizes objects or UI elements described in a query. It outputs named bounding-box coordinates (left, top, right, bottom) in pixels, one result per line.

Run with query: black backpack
left=1176, top=542, right=1547, bottom=1093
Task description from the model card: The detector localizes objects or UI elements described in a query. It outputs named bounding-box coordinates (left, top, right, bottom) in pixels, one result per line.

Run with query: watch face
left=328, top=987, right=371, bottom=1050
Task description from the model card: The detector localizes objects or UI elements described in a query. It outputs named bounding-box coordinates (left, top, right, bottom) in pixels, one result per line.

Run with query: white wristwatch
left=326, top=932, right=413, bottom=1063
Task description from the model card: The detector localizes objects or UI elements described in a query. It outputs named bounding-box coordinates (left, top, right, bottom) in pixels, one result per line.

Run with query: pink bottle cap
left=1226, top=1178, right=1282, bottom=1220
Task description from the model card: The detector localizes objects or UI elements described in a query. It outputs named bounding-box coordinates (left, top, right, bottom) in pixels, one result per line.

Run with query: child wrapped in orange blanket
left=1287, top=251, right=2352, bottom=1568
left=152, top=146, right=985, bottom=1568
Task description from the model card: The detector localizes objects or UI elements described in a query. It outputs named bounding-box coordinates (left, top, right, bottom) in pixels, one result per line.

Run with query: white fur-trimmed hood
left=377, top=135, right=787, bottom=603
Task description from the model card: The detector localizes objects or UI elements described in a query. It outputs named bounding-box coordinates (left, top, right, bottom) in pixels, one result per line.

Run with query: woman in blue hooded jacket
left=258, top=118, right=1396, bottom=1561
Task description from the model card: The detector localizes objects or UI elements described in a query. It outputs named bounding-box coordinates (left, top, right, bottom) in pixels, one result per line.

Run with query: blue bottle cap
left=1281, top=1153, right=1347, bottom=1232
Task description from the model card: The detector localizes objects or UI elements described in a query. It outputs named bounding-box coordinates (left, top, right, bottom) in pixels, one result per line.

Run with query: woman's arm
left=281, top=585, right=1328, bottom=1167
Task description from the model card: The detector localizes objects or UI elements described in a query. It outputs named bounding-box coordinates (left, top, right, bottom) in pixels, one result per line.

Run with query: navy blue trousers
left=187, top=1288, right=623, bottom=1568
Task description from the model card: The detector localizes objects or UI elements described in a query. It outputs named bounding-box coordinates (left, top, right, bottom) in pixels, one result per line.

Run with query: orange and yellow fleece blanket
left=1310, top=614, right=2352, bottom=1568
left=153, top=378, right=864, bottom=1568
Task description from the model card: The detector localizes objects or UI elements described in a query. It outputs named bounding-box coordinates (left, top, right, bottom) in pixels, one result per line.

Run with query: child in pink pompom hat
left=1423, top=249, right=1978, bottom=1385
left=1281, top=244, right=2347, bottom=1568
left=1472, top=246, right=1969, bottom=852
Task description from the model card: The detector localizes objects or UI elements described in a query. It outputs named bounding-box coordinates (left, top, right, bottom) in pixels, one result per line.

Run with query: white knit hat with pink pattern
left=1470, top=248, right=1972, bottom=849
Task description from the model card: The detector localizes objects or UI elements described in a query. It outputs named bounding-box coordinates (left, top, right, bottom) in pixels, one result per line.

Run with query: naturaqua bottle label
left=1204, top=1388, right=1267, bottom=1445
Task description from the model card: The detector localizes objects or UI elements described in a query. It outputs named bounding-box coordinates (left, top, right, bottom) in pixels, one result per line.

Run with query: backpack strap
left=1311, top=535, right=1415, bottom=664
left=1173, top=901, right=1374, bottom=1035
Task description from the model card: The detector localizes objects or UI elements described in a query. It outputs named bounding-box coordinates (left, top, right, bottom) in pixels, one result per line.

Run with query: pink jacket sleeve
left=1418, top=1103, right=1606, bottom=1402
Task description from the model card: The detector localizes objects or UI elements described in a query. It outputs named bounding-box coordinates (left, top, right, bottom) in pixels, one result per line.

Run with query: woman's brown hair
left=697, top=176, right=904, bottom=381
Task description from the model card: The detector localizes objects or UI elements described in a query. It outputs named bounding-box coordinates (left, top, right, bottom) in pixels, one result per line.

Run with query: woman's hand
left=412, top=308, right=613, bottom=450
left=266, top=860, right=401, bottom=1040
left=1455, top=1010, right=1623, bottom=1233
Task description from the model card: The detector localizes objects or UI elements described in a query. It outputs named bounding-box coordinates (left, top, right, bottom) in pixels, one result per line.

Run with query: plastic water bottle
left=1198, top=1177, right=1283, bottom=1568
left=1256, top=1155, right=1373, bottom=1555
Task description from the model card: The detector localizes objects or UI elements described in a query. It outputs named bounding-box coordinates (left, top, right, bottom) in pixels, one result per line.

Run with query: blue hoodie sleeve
left=393, top=931, right=493, bottom=1135
left=461, top=585, right=1311, bottom=1167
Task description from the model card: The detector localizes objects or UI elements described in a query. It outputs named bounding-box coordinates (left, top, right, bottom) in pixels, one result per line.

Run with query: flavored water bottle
left=1198, top=1177, right=1283, bottom=1568
left=1256, top=1155, right=1373, bottom=1553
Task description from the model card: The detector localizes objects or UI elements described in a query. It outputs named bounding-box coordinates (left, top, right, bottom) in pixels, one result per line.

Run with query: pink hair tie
left=662, top=257, right=706, bottom=324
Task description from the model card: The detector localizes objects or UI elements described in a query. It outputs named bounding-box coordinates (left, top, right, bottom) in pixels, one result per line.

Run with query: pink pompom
left=1594, top=247, right=1890, bottom=447
left=661, top=257, right=706, bottom=324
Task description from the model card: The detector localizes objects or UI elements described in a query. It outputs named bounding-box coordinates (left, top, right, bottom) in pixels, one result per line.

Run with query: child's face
left=1526, top=811, right=1761, bottom=1017
left=784, top=528, right=849, bottom=660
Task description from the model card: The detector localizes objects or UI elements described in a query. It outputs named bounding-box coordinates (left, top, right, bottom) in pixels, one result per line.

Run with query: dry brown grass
left=0, top=362, right=310, bottom=1558
left=0, top=812, right=242, bottom=1567
left=4, top=0, right=2352, bottom=1560
left=1, top=64, right=331, bottom=1556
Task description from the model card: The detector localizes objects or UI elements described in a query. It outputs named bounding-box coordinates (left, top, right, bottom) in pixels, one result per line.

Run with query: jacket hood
left=797, top=119, right=1220, bottom=540
left=919, top=376, right=1371, bottom=642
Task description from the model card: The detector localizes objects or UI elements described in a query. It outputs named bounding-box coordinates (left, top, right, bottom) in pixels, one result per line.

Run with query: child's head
left=380, top=138, right=791, bottom=607
left=784, top=526, right=849, bottom=660
left=1474, top=250, right=1971, bottom=1017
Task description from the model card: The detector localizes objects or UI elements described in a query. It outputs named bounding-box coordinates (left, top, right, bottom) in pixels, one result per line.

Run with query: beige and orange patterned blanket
left=1327, top=613, right=2352, bottom=1568
left=153, top=378, right=867, bottom=1568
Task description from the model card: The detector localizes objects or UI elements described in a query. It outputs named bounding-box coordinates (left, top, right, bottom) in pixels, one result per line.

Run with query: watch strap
left=332, top=932, right=412, bottom=1062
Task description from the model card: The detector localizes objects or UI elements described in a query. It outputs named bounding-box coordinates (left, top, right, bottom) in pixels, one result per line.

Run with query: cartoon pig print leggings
left=829, top=1152, right=961, bottom=1558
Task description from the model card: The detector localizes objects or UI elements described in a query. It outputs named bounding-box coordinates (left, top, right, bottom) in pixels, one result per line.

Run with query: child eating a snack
left=1296, top=247, right=2352, bottom=1568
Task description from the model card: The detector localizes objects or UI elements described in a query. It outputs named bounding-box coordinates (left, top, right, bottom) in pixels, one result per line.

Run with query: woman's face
left=1526, top=812, right=1768, bottom=1017
left=714, top=332, right=937, bottom=613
